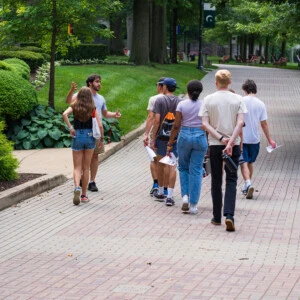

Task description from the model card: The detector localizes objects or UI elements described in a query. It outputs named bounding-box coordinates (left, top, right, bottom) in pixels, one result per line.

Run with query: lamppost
left=197, top=0, right=204, bottom=70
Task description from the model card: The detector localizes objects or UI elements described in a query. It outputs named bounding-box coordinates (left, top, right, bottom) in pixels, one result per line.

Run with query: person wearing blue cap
left=151, top=78, right=181, bottom=206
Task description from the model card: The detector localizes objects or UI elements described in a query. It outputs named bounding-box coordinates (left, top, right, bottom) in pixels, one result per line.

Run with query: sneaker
left=181, top=195, right=189, bottom=211
left=246, top=186, right=254, bottom=199
left=211, top=218, right=221, bottom=225
left=150, top=183, right=159, bottom=195
left=88, top=181, right=98, bottom=192
left=225, top=215, right=235, bottom=232
left=81, top=195, right=89, bottom=203
left=73, top=187, right=81, bottom=205
left=165, top=197, right=175, bottom=206
left=153, top=190, right=165, bottom=202
left=242, top=185, right=250, bottom=195
left=189, top=204, right=198, bottom=215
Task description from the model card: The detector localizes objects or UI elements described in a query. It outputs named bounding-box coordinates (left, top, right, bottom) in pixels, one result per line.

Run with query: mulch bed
left=0, top=173, right=45, bottom=192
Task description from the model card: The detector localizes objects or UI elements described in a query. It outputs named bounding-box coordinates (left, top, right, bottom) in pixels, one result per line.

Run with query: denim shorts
left=156, top=139, right=178, bottom=157
left=243, top=143, right=260, bottom=163
left=72, top=129, right=95, bottom=151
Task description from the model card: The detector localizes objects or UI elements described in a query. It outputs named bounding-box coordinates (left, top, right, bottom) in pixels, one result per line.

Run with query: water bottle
left=222, top=153, right=238, bottom=173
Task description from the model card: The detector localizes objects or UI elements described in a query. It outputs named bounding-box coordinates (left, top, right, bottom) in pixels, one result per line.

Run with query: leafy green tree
left=0, top=0, right=121, bottom=109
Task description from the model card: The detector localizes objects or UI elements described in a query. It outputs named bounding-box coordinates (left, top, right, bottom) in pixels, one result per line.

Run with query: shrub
left=0, top=121, right=19, bottom=180
left=3, top=58, right=31, bottom=80
left=0, top=50, right=45, bottom=70
left=0, top=70, right=38, bottom=120
left=57, top=44, right=108, bottom=61
left=6, top=105, right=122, bottom=150
left=0, top=61, right=13, bottom=71
left=6, top=105, right=72, bottom=150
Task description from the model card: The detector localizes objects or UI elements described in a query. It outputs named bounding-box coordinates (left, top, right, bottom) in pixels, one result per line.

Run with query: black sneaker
left=225, top=215, right=235, bottom=232
left=211, top=218, right=221, bottom=225
left=88, top=181, right=98, bottom=192
left=165, top=197, right=175, bottom=206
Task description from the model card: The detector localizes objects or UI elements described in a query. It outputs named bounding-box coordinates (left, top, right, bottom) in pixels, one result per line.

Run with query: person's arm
left=62, top=107, right=75, bottom=137
left=202, top=113, right=244, bottom=156
left=151, top=112, right=161, bottom=150
left=144, top=110, right=155, bottom=146
left=167, top=111, right=182, bottom=153
left=95, top=110, right=105, bottom=147
left=261, top=120, right=276, bottom=148
left=102, top=109, right=121, bottom=119
left=66, top=82, right=77, bottom=104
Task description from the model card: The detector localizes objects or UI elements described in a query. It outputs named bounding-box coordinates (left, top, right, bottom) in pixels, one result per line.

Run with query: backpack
left=156, top=96, right=178, bottom=141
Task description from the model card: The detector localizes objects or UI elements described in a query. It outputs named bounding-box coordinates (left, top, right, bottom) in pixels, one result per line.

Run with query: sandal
left=80, top=195, right=89, bottom=203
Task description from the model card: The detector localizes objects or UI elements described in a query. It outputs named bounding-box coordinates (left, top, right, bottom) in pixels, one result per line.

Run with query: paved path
left=1, top=66, right=300, bottom=299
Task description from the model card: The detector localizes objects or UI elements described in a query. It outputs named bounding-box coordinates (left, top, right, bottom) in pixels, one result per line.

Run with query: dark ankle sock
left=154, top=179, right=158, bottom=184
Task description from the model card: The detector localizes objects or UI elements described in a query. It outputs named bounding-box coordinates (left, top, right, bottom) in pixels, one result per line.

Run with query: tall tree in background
left=0, top=0, right=121, bottom=109
left=130, top=0, right=150, bottom=65
left=150, top=0, right=168, bottom=64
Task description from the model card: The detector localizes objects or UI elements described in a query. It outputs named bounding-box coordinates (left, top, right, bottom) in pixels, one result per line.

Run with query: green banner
left=204, top=11, right=215, bottom=28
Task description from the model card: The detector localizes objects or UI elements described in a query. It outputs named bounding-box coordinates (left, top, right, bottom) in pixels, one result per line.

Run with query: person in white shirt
left=240, top=79, right=276, bottom=199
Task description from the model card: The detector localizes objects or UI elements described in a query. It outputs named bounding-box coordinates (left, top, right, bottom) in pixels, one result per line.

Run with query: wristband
left=69, top=126, right=74, bottom=130
left=219, top=136, right=224, bottom=141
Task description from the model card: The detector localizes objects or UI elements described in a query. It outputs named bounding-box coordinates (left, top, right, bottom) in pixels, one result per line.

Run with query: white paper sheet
left=159, top=152, right=177, bottom=166
left=145, top=146, right=157, bottom=161
left=266, top=144, right=283, bottom=153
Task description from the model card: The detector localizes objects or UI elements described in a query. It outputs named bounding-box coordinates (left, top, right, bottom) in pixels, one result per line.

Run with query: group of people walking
left=62, top=69, right=275, bottom=233
left=144, top=69, right=276, bottom=232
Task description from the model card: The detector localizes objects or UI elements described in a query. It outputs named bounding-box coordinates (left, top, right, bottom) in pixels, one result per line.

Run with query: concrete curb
left=0, top=122, right=146, bottom=211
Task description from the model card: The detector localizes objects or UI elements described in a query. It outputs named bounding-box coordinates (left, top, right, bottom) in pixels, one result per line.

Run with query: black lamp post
left=197, top=0, right=204, bottom=70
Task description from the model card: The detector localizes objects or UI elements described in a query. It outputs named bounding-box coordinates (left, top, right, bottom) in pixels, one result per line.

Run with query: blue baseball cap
left=159, top=77, right=178, bottom=88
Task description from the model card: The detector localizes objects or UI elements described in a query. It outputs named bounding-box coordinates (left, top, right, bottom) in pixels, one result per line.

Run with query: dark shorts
left=156, top=139, right=178, bottom=157
left=72, top=129, right=95, bottom=151
left=243, top=143, right=260, bottom=163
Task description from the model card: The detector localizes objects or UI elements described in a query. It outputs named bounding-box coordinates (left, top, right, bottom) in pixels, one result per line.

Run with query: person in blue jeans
left=167, top=80, right=208, bottom=214
left=63, top=87, right=104, bottom=205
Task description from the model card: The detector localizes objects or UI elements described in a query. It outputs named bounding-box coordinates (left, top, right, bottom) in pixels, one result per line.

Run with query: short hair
left=157, top=77, right=166, bottom=86
left=215, top=69, right=231, bottom=88
left=242, top=79, right=257, bottom=94
left=187, top=80, right=203, bottom=101
left=166, top=85, right=176, bottom=93
left=86, top=74, right=101, bottom=87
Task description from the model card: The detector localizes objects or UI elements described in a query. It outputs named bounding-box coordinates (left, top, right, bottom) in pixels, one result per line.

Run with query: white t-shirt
left=176, top=99, right=203, bottom=127
left=242, top=95, right=267, bottom=144
left=147, top=94, right=161, bottom=111
left=199, top=90, right=247, bottom=145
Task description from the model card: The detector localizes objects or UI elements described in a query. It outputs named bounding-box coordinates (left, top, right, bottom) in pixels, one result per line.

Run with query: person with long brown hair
left=63, top=87, right=104, bottom=205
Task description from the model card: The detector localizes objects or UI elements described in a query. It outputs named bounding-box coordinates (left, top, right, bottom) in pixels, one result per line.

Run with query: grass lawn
left=37, top=60, right=206, bottom=135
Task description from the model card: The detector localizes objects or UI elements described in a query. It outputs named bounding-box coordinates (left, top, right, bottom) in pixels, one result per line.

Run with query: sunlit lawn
left=38, top=59, right=206, bottom=134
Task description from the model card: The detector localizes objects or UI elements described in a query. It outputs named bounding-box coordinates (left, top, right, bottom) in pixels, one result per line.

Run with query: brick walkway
left=1, top=66, right=300, bottom=299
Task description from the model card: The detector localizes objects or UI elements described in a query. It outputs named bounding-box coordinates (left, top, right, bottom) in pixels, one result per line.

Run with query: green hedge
left=0, top=50, right=45, bottom=71
left=0, top=70, right=38, bottom=120
left=0, top=121, right=19, bottom=181
left=3, top=58, right=31, bottom=80
left=57, top=44, right=108, bottom=61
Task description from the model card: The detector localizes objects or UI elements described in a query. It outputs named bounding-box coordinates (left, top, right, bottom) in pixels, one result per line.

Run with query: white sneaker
left=181, top=195, right=189, bottom=211
left=189, top=204, right=198, bottom=215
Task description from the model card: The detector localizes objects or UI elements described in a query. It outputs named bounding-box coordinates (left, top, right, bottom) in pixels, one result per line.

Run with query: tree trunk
left=150, top=1, right=168, bottom=64
left=48, top=0, right=57, bottom=109
left=265, top=35, right=269, bottom=64
left=130, top=0, right=150, bottom=65
left=126, top=15, right=133, bottom=51
left=109, top=14, right=124, bottom=55
left=281, top=33, right=287, bottom=57
left=171, top=6, right=178, bottom=63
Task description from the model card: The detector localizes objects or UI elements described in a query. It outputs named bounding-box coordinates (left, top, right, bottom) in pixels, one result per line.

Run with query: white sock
left=158, top=186, right=164, bottom=195
left=167, top=188, right=174, bottom=198
left=245, top=179, right=251, bottom=187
